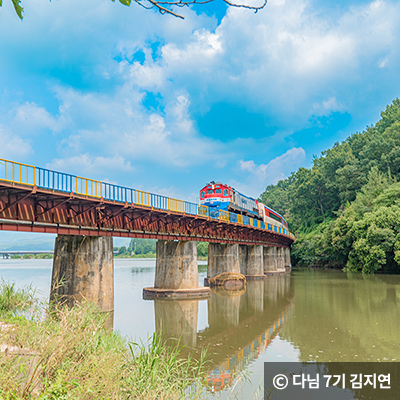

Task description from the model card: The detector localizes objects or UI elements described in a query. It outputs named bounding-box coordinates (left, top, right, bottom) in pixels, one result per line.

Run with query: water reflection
left=281, top=269, right=400, bottom=363
left=154, top=299, right=199, bottom=347
left=152, top=275, right=295, bottom=393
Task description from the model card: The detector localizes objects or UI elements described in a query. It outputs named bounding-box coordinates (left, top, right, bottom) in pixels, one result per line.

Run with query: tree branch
left=3, top=0, right=267, bottom=20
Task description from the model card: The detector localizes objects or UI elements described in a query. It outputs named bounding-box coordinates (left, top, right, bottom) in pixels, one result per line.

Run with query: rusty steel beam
left=0, top=183, right=294, bottom=247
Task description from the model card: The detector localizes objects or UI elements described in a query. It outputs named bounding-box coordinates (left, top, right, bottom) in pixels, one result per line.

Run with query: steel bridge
left=0, top=158, right=294, bottom=247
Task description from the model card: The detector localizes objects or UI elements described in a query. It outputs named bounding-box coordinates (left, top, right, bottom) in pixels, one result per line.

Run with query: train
left=199, top=181, right=288, bottom=230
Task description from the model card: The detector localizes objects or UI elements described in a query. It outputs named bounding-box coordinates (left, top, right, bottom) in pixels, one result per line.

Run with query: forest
left=259, top=98, right=400, bottom=273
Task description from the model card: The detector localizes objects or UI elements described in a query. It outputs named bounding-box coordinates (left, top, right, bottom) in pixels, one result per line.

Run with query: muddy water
left=1, top=259, right=399, bottom=398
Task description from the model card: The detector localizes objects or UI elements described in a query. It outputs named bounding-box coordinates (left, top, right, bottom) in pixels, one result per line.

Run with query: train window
left=207, top=189, right=213, bottom=194
left=215, top=189, right=222, bottom=194
left=223, top=189, right=228, bottom=196
left=200, top=191, right=205, bottom=198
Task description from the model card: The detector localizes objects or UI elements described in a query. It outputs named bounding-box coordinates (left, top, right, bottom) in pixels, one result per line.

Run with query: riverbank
left=0, top=281, right=208, bottom=399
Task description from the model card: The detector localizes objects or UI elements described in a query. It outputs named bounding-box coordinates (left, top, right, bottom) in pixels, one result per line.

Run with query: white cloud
left=0, top=127, right=32, bottom=159
left=47, top=154, right=133, bottom=179
left=11, top=102, right=65, bottom=134
left=44, top=85, right=227, bottom=169
left=234, top=147, right=306, bottom=196
left=312, top=97, right=343, bottom=116
left=115, top=0, right=400, bottom=127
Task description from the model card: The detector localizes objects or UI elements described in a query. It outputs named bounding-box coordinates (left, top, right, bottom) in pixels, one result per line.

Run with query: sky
left=1, top=0, right=400, bottom=206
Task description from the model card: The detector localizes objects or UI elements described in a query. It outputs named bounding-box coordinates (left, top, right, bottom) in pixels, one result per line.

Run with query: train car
left=199, top=182, right=259, bottom=219
left=258, top=203, right=288, bottom=229
left=200, top=181, right=289, bottom=231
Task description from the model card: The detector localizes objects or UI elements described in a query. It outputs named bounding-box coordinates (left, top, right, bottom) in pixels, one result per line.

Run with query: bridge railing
left=0, top=158, right=294, bottom=239
left=0, top=160, right=35, bottom=186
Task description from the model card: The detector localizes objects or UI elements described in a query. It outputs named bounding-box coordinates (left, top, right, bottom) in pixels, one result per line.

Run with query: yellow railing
left=237, top=214, right=243, bottom=224
left=168, top=197, right=185, bottom=213
left=219, top=210, right=229, bottom=222
left=134, top=190, right=151, bottom=207
left=0, top=159, right=35, bottom=186
left=75, top=176, right=102, bottom=198
left=197, top=205, right=209, bottom=217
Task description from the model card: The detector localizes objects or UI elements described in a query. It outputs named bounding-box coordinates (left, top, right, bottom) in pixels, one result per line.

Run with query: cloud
left=117, top=0, right=400, bottom=129
left=47, top=154, right=133, bottom=179
left=233, top=147, right=306, bottom=197
left=11, top=102, right=65, bottom=134
left=1, top=0, right=400, bottom=199
left=0, top=127, right=33, bottom=159
left=47, top=85, right=226, bottom=169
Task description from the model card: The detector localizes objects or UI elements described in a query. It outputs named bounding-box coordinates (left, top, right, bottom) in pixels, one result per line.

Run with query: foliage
left=259, top=98, right=400, bottom=273
left=0, top=281, right=208, bottom=399
left=0, top=279, right=36, bottom=314
left=197, top=242, right=208, bottom=258
left=127, top=332, right=208, bottom=398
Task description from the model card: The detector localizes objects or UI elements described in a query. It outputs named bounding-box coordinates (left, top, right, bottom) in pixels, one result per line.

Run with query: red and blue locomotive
left=199, top=182, right=288, bottom=230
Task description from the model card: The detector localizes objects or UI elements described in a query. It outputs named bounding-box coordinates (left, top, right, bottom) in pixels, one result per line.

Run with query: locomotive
left=199, top=181, right=288, bottom=230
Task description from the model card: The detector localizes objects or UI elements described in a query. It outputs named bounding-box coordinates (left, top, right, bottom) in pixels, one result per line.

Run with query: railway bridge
left=0, top=159, right=294, bottom=313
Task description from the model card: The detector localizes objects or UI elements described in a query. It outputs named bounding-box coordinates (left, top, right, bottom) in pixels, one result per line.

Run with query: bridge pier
left=263, top=246, right=277, bottom=273
left=284, top=247, right=291, bottom=272
left=239, top=245, right=266, bottom=280
left=205, top=243, right=246, bottom=289
left=50, top=235, right=114, bottom=317
left=264, top=246, right=288, bottom=275
left=143, top=240, right=210, bottom=299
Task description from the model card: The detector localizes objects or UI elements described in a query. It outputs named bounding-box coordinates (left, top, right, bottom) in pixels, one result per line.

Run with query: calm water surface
left=0, top=259, right=399, bottom=398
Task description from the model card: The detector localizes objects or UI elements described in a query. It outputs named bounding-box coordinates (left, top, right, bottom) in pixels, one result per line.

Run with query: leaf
left=119, top=0, right=132, bottom=5
left=12, top=0, right=23, bottom=19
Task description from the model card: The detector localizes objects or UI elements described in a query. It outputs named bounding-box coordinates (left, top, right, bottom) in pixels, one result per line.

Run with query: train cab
left=199, top=182, right=231, bottom=211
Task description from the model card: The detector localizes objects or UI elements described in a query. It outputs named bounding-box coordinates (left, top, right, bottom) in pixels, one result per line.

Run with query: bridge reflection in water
left=153, top=275, right=294, bottom=392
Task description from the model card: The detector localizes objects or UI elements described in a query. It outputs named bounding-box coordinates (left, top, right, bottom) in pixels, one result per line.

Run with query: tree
left=118, top=245, right=127, bottom=255
left=2, top=0, right=267, bottom=20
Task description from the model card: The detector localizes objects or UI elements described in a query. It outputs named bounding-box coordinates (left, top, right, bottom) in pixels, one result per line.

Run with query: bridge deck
left=0, top=159, right=294, bottom=247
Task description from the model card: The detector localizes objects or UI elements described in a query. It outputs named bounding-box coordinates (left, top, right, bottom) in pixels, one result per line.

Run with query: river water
left=0, top=259, right=399, bottom=398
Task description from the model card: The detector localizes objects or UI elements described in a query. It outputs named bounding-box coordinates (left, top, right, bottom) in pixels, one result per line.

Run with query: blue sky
left=1, top=0, right=400, bottom=205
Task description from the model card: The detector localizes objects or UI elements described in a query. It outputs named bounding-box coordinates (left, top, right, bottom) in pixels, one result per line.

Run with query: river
left=0, top=259, right=399, bottom=398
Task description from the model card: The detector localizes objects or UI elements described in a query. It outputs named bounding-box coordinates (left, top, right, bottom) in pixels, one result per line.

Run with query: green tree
left=118, top=246, right=127, bottom=255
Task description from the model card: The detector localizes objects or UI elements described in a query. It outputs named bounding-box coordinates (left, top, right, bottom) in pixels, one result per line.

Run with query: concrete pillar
left=263, top=246, right=277, bottom=273
left=246, top=245, right=266, bottom=279
left=239, top=244, right=266, bottom=279
left=284, top=247, right=291, bottom=271
left=276, top=247, right=285, bottom=271
left=154, top=299, right=199, bottom=348
left=50, top=235, right=114, bottom=314
left=207, top=243, right=240, bottom=278
left=206, top=243, right=245, bottom=288
left=239, top=245, right=248, bottom=276
left=143, top=240, right=210, bottom=299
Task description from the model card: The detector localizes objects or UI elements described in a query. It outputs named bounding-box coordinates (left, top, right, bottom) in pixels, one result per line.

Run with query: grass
left=0, top=279, right=37, bottom=314
left=0, top=281, right=209, bottom=399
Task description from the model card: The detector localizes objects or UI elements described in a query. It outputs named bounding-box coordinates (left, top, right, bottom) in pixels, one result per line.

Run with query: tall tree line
left=259, top=98, right=400, bottom=273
